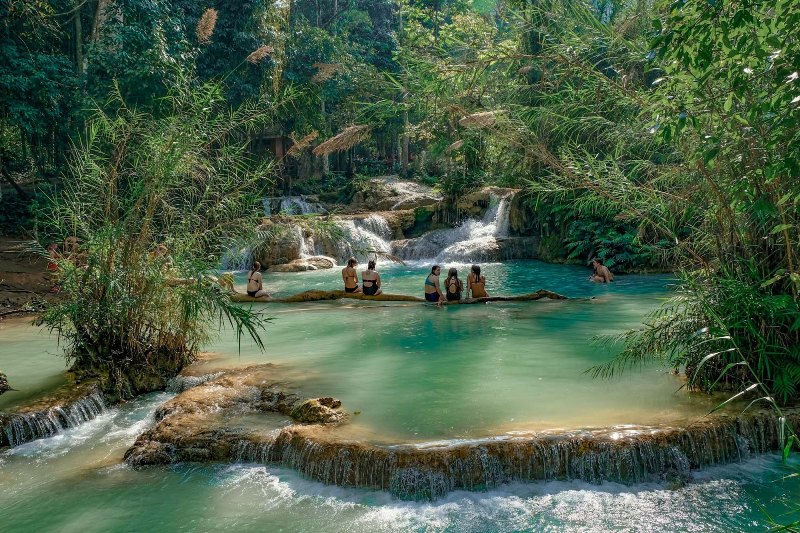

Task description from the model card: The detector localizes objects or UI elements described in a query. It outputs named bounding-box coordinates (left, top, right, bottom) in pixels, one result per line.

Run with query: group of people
left=245, top=255, right=614, bottom=303
left=341, top=258, right=383, bottom=296
left=424, top=264, right=487, bottom=305
left=340, top=258, right=488, bottom=306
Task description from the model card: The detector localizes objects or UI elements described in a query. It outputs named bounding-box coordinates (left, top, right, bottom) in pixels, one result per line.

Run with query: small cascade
left=392, top=192, right=514, bottom=263
left=1, top=389, right=106, bottom=448
left=332, top=214, right=393, bottom=264
left=223, top=410, right=789, bottom=501
left=270, top=196, right=327, bottom=215
left=220, top=245, right=254, bottom=271
left=166, top=372, right=225, bottom=394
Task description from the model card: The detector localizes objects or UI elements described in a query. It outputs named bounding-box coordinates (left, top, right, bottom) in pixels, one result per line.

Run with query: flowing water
left=2, top=261, right=798, bottom=530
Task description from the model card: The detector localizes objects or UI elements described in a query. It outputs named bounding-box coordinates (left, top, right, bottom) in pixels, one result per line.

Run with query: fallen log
left=230, top=289, right=568, bottom=304
left=232, top=290, right=425, bottom=303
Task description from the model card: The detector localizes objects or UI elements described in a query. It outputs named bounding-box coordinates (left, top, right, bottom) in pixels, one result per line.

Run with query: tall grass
left=37, top=80, right=285, bottom=401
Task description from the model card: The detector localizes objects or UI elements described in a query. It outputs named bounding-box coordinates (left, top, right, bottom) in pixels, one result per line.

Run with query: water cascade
left=0, top=387, right=106, bottom=448
left=332, top=214, right=394, bottom=264
left=392, top=192, right=513, bottom=263
left=230, top=411, right=788, bottom=500
left=265, top=196, right=327, bottom=216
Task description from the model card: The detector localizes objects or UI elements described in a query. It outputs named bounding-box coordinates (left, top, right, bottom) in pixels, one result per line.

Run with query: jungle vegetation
left=1, top=0, right=798, bottom=404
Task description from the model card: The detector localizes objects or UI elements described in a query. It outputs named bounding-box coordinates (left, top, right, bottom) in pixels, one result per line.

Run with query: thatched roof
left=312, top=125, right=370, bottom=156
left=286, top=130, right=319, bottom=158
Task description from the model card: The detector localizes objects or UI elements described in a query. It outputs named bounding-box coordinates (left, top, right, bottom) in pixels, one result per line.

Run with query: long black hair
left=471, top=264, right=481, bottom=280
left=446, top=267, right=460, bottom=290
left=430, top=264, right=440, bottom=275
left=367, top=260, right=376, bottom=270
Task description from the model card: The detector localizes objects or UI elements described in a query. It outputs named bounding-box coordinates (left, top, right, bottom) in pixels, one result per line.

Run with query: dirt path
left=0, top=237, right=58, bottom=318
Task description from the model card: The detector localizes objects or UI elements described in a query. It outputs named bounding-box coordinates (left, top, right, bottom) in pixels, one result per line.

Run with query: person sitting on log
left=361, top=260, right=382, bottom=296
left=445, top=267, right=463, bottom=302
left=342, top=257, right=362, bottom=293
left=467, top=264, right=488, bottom=298
left=589, top=257, right=614, bottom=283
left=246, top=261, right=270, bottom=298
left=424, top=265, right=445, bottom=306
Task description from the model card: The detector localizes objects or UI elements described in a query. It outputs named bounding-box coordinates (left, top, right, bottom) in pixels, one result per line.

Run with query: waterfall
left=392, top=192, right=514, bottom=263
left=1, top=388, right=106, bottom=448
left=331, top=214, right=393, bottom=264
left=220, top=245, right=254, bottom=271
left=268, top=196, right=327, bottom=215
left=224, top=411, right=785, bottom=500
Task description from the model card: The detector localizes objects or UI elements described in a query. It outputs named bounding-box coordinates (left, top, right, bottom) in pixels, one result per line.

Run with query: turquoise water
left=2, top=260, right=797, bottom=531
left=1, top=394, right=798, bottom=532
left=207, top=261, right=724, bottom=441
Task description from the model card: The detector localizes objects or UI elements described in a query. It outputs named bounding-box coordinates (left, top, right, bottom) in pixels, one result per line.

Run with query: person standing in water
left=467, top=264, right=488, bottom=298
left=246, top=261, right=270, bottom=298
left=444, top=267, right=463, bottom=301
left=342, top=257, right=362, bottom=293
left=589, top=257, right=614, bottom=283
left=424, top=265, right=445, bottom=305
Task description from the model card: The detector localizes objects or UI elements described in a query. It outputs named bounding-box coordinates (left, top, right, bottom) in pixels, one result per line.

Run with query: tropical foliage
left=36, top=80, right=280, bottom=400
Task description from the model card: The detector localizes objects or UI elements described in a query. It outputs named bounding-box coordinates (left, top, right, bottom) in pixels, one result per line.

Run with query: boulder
left=290, top=398, right=345, bottom=424
left=0, top=371, right=10, bottom=396
left=350, top=176, right=442, bottom=212
left=257, top=222, right=302, bottom=267
left=268, top=256, right=336, bottom=272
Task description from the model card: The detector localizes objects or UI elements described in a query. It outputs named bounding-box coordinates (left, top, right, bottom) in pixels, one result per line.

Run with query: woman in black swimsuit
left=444, top=267, right=462, bottom=301
left=246, top=261, right=269, bottom=298
left=361, top=260, right=382, bottom=296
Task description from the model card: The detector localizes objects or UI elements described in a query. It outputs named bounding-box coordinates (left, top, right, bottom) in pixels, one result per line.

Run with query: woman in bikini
left=467, top=264, right=488, bottom=299
left=424, top=265, right=445, bottom=305
left=361, top=260, right=382, bottom=296
left=246, top=261, right=269, bottom=298
left=342, top=257, right=362, bottom=293
left=444, top=267, right=463, bottom=302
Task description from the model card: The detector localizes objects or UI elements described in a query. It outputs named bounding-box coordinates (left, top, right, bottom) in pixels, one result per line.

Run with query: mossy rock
left=290, top=398, right=344, bottom=424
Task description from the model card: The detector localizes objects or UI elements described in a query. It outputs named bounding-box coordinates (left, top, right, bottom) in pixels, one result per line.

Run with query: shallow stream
left=1, top=260, right=798, bottom=531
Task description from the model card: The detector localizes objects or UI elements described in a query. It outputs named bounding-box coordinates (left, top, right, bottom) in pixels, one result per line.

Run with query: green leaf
left=770, top=223, right=793, bottom=234
left=783, top=434, right=796, bottom=462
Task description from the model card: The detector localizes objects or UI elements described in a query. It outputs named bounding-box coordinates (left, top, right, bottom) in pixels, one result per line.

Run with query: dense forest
left=1, top=0, right=798, bottom=402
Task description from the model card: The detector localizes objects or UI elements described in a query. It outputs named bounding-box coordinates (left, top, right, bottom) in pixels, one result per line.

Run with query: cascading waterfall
left=331, top=214, right=393, bottom=264
left=222, top=410, right=789, bottom=500
left=392, top=192, right=514, bottom=263
left=271, top=196, right=326, bottom=216
left=1, top=389, right=106, bottom=448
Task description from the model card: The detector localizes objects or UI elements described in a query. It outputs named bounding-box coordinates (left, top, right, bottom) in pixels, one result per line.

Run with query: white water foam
left=393, top=192, right=513, bottom=263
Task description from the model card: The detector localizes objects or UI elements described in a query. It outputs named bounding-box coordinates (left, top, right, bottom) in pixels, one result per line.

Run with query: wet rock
left=498, top=236, right=540, bottom=260
left=125, top=365, right=345, bottom=466
left=0, top=379, right=105, bottom=449
left=350, top=177, right=442, bottom=211
left=0, top=371, right=11, bottom=395
left=290, top=398, right=344, bottom=424
left=257, top=222, right=302, bottom=267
